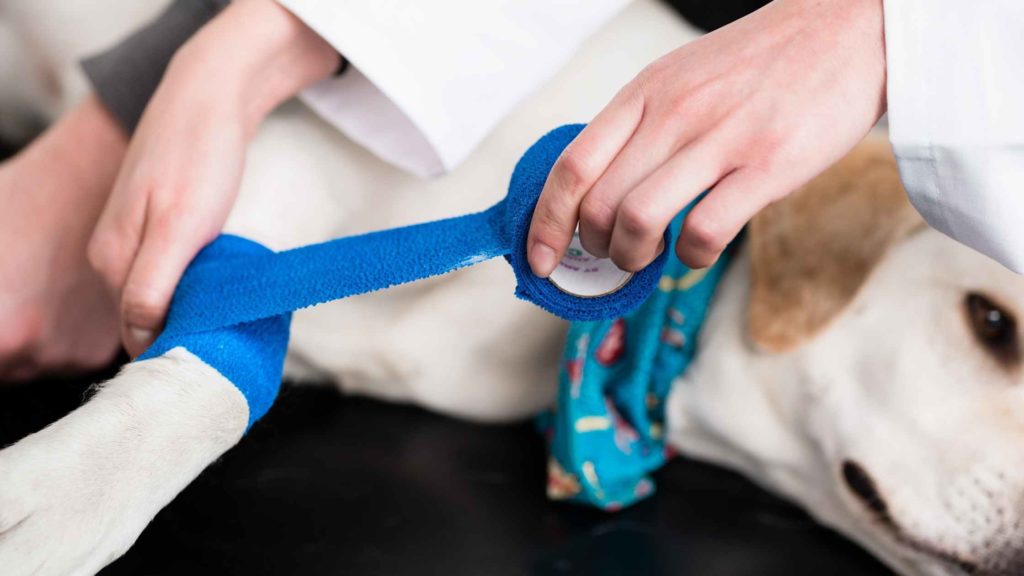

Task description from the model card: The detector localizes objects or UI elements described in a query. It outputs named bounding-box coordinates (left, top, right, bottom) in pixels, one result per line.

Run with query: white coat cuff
left=275, top=0, right=630, bottom=178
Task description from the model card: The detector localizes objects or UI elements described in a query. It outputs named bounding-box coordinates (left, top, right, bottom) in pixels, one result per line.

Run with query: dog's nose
left=841, top=460, right=891, bottom=521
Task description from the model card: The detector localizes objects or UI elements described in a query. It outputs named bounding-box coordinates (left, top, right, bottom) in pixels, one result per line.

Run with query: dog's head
left=744, top=137, right=1024, bottom=576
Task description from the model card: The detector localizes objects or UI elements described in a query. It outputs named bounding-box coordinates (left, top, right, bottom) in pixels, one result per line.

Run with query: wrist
left=171, top=0, right=340, bottom=134
left=776, top=0, right=886, bottom=111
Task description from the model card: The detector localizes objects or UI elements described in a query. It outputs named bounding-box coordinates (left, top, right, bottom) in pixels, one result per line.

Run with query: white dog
left=3, top=1, right=1024, bottom=575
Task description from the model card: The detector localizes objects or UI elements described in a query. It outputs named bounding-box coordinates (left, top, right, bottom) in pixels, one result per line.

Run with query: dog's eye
left=965, top=293, right=1020, bottom=367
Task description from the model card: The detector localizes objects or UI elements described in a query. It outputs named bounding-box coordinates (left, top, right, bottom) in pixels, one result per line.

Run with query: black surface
left=667, top=0, right=771, bottom=31
left=0, top=377, right=891, bottom=576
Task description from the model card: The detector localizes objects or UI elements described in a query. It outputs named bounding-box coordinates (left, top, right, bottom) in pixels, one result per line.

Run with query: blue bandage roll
left=141, top=124, right=673, bottom=427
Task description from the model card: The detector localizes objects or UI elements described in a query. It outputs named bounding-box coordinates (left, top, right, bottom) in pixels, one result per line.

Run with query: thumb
left=118, top=217, right=209, bottom=357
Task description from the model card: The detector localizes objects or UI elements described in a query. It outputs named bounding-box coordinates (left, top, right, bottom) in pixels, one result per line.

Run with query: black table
left=0, top=373, right=890, bottom=575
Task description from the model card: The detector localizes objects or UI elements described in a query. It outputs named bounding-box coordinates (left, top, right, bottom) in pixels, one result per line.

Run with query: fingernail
left=128, top=326, right=155, bottom=350
left=530, top=243, right=558, bottom=277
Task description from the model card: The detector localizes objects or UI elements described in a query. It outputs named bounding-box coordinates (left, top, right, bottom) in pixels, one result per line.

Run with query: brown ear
left=747, top=136, right=924, bottom=352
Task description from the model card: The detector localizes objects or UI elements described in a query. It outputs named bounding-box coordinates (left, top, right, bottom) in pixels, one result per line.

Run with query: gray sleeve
left=81, top=0, right=229, bottom=134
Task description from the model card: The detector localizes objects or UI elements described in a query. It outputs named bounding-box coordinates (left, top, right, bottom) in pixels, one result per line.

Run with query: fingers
left=577, top=124, right=680, bottom=259
left=87, top=185, right=144, bottom=354
left=87, top=173, right=147, bottom=301
left=89, top=172, right=213, bottom=357
left=527, top=86, right=644, bottom=277
left=117, top=213, right=210, bottom=357
left=676, top=167, right=783, bottom=268
left=606, top=141, right=723, bottom=272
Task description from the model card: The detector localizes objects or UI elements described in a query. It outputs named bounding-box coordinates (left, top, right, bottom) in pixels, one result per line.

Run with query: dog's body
left=4, top=1, right=1024, bottom=575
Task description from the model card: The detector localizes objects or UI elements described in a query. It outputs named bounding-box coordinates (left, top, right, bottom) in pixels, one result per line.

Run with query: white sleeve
left=274, top=0, right=630, bottom=178
left=884, top=0, right=1024, bottom=272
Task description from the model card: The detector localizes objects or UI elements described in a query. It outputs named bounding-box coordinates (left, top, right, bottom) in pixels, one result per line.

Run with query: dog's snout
left=841, top=460, right=890, bottom=520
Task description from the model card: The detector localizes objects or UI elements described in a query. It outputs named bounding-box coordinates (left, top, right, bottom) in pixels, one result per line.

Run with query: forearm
left=169, top=0, right=341, bottom=136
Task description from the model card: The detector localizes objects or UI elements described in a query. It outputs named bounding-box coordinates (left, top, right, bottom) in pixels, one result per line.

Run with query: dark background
left=0, top=1, right=893, bottom=574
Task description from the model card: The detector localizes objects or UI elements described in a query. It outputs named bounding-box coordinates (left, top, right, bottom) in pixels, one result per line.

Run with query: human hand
left=87, top=0, right=340, bottom=357
left=527, top=0, right=886, bottom=276
left=0, top=96, right=126, bottom=382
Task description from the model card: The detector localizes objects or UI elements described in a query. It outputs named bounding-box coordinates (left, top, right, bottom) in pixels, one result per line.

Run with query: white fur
left=2, top=0, right=1023, bottom=575
left=0, top=348, right=247, bottom=576
left=670, top=233, right=1024, bottom=576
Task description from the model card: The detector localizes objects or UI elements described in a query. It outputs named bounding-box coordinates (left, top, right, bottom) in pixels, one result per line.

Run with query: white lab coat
left=885, top=0, right=1024, bottom=272
left=276, top=0, right=630, bottom=178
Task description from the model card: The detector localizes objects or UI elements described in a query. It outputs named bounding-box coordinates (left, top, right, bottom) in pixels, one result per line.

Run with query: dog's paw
left=0, top=348, right=248, bottom=576
left=0, top=440, right=136, bottom=576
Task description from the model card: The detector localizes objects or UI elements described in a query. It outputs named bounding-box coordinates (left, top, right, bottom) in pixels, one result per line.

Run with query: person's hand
left=0, top=96, right=126, bottom=382
left=527, top=0, right=886, bottom=276
left=87, top=0, right=340, bottom=357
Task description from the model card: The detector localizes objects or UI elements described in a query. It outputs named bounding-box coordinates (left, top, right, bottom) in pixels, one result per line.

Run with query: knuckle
left=682, top=212, right=726, bottom=254
left=531, top=203, right=571, bottom=242
left=121, top=285, right=167, bottom=329
left=678, top=247, right=716, bottom=270
left=609, top=248, right=650, bottom=274
left=615, top=82, right=648, bottom=116
left=636, top=63, right=659, bottom=84
left=87, top=232, right=133, bottom=290
left=86, top=233, right=117, bottom=276
left=671, top=78, right=718, bottom=117
left=579, top=196, right=617, bottom=234
left=637, top=56, right=671, bottom=86
left=552, top=147, right=596, bottom=197
left=617, top=198, right=658, bottom=239
left=663, top=90, right=694, bottom=118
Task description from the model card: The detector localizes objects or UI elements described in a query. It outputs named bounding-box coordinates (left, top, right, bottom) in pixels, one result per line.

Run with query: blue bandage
left=139, top=124, right=672, bottom=428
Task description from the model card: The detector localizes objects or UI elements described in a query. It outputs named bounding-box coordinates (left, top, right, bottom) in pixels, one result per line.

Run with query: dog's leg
left=0, top=348, right=247, bottom=576
left=0, top=234, right=286, bottom=576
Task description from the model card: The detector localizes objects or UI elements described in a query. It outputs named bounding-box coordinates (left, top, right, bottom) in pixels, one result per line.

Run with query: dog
left=3, top=1, right=1024, bottom=575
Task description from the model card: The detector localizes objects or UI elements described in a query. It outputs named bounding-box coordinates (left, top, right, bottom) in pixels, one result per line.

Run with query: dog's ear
left=746, top=136, right=924, bottom=352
